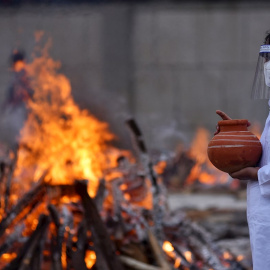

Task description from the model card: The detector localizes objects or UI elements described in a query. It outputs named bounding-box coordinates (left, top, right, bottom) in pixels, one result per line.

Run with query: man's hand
left=230, top=167, right=259, bottom=181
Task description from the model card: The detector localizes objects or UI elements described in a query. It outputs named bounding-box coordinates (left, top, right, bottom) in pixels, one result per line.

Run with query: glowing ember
left=174, top=257, right=181, bottom=268
left=1, top=253, right=17, bottom=263
left=162, top=241, right=174, bottom=252
left=223, top=251, right=233, bottom=260
left=237, top=254, right=244, bottom=261
left=162, top=241, right=182, bottom=268
left=13, top=60, right=26, bottom=72
left=85, top=250, right=96, bottom=269
left=154, top=160, right=167, bottom=175
left=184, top=250, right=193, bottom=263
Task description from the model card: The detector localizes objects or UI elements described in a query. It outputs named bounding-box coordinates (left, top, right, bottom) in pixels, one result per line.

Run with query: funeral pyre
left=0, top=47, right=250, bottom=270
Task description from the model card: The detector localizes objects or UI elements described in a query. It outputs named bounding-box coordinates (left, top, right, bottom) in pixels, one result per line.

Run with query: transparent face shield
left=251, top=45, right=270, bottom=99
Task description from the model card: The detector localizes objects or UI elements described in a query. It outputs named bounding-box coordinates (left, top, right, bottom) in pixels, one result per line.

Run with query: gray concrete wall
left=0, top=3, right=270, bottom=150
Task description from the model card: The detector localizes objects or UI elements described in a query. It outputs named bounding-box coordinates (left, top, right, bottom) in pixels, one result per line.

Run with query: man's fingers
left=216, top=110, right=232, bottom=120
left=229, top=167, right=259, bottom=181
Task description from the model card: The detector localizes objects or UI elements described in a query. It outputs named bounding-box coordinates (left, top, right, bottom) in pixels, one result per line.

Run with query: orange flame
left=1, top=253, right=17, bottom=263
left=162, top=241, right=182, bottom=268
left=13, top=60, right=26, bottom=72
left=186, top=127, right=229, bottom=186
left=14, top=50, right=120, bottom=196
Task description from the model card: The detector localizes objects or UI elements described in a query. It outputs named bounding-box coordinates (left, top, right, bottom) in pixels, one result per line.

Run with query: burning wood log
left=75, top=180, right=125, bottom=270
left=125, top=118, right=157, bottom=189
left=0, top=224, right=25, bottom=256
left=0, top=172, right=47, bottom=238
left=48, top=203, right=74, bottom=270
left=48, top=204, right=63, bottom=270
left=29, top=221, right=47, bottom=270
left=126, top=118, right=166, bottom=242
left=3, top=214, right=50, bottom=270
left=69, top=221, right=88, bottom=270
left=94, top=178, right=107, bottom=212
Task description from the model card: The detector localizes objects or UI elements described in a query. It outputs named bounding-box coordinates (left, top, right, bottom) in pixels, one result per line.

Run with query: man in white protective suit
left=216, top=32, right=270, bottom=270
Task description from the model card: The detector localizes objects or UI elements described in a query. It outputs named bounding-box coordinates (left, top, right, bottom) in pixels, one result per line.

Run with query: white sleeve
left=258, top=165, right=270, bottom=196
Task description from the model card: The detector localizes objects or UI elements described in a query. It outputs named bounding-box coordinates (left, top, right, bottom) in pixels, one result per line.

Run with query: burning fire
left=13, top=47, right=122, bottom=196
left=162, top=241, right=187, bottom=268
left=0, top=41, right=249, bottom=270
left=186, top=127, right=229, bottom=186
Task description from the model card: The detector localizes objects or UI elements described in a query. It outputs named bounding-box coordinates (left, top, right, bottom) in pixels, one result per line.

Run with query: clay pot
left=207, top=119, right=262, bottom=174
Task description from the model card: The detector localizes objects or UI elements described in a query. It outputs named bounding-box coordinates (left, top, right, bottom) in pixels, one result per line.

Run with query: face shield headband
left=251, top=45, right=270, bottom=99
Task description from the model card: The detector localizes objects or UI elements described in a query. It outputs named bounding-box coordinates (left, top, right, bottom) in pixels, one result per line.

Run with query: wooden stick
left=119, top=255, right=163, bottom=270
left=3, top=214, right=50, bottom=270
left=0, top=224, right=25, bottom=256
left=126, top=118, right=157, bottom=188
left=147, top=230, right=172, bottom=270
left=29, top=222, right=48, bottom=270
left=178, top=220, right=228, bottom=270
left=18, top=215, right=49, bottom=270
left=70, top=221, right=88, bottom=270
left=48, top=204, right=62, bottom=270
left=0, top=172, right=47, bottom=237
left=126, top=118, right=165, bottom=242
left=48, top=205, right=73, bottom=270
left=75, top=180, right=125, bottom=270
left=94, top=178, right=106, bottom=212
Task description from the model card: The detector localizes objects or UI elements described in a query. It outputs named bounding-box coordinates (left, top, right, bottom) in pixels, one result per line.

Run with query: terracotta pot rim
left=218, top=119, right=249, bottom=126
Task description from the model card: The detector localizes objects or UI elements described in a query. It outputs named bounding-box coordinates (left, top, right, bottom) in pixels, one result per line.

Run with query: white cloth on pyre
left=248, top=99, right=270, bottom=269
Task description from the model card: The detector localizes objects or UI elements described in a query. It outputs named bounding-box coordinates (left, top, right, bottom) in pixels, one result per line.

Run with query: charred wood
left=75, top=180, right=125, bottom=270
left=126, top=118, right=165, bottom=242
left=29, top=221, right=48, bottom=270
left=49, top=204, right=73, bottom=270
left=94, top=178, right=106, bottom=212
left=0, top=173, right=47, bottom=238
left=70, top=221, right=88, bottom=270
left=3, top=214, right=50, bottom=270
left=125, top=118, right=157, bottom=189
left=48, top=204, right=62, bottom=270
left=179, top=220, right=247, bottom=270
left=0, top=224, right=25, bottom=256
